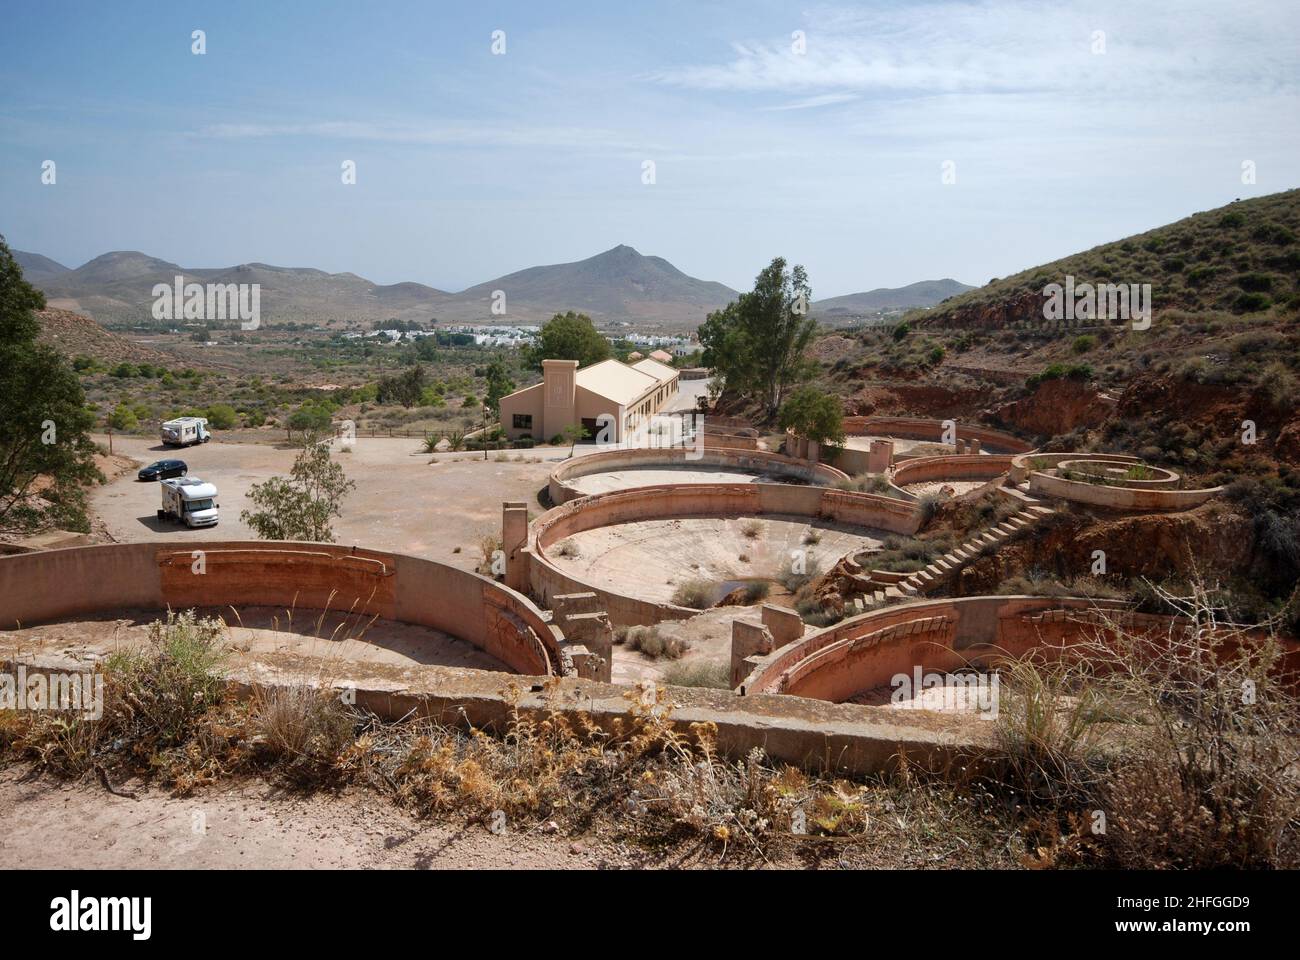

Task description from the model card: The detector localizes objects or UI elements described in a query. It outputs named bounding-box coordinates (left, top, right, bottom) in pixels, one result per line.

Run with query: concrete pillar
left=502, top=501, right=529, bottom=591
left=562, top=611, right=613, bottom=682
left=806, top=439, right=820, bottom=463
left=761, top=604, right=804, bottom=647
left=867, top=439, right=894, bottom=473
left=541, top=358, right=579, bottom=441
left=730, top=618, right=775, bottom=688
left=969, top=439, right=982, bottom=455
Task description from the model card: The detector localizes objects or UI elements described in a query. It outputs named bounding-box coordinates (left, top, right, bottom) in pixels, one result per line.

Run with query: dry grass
left=986, top=581, right=1300, bottom=869
left=671, top=578, right=714, bottom=610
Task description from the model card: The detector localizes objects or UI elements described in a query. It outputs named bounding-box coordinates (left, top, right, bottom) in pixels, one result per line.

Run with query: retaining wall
left=549, top=446, right=848, bottom=505
left=738, top=595, right=1289, bottom=703
left=890, top=454, right=1014, bottom=487
left=841, top=417, right=1034, bottom=454
left=528, top=483, right=922, bottom=626
left=0, top=541, right=562, bottom=677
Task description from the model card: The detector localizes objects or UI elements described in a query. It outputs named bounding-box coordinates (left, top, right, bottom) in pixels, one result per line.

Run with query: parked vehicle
left=160, top=416, right=210, bottom=447
left=137, top=459, right=187, bottom=481
left=158, top=476, right=219, bottom=527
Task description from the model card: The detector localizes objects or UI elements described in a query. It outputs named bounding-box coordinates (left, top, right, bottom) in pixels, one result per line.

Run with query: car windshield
left=185, top=498, right=215, bottom=512
left=147, top=462, right=163, bottom=470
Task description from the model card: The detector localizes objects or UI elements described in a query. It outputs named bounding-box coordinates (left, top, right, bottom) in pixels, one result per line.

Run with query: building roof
left=499, top=356, right=679, bottom=408
left=648, top=349, right=674, bottom=363
left=630, top=357, right=677, bottom=382
left=575, top=358, right=660, bottom=406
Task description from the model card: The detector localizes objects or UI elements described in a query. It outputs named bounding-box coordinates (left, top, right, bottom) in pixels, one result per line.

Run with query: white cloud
left=654, top=0, right=1300, bottom=101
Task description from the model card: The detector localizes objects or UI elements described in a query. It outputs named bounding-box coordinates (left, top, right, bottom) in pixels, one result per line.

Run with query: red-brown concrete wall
left=0, top=541, right=559, bottom=676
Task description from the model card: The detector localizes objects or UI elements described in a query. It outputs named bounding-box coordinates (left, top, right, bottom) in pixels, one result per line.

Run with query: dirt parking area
left=90, top=435, right=563, bottom=572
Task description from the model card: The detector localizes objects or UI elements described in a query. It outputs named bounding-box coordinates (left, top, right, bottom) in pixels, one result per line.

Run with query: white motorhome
left=158, top=476, right=219, bottom=528
left=160, top=416, right=211, bottom=447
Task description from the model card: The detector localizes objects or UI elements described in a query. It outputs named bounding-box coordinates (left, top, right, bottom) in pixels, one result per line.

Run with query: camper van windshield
left=185, top=498, right=215, bottom=512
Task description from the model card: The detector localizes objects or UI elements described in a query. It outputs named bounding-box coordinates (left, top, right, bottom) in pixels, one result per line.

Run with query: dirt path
left=0, top=766, right=661, bottom=869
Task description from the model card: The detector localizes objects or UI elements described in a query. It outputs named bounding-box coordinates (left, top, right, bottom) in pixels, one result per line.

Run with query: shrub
left=250, top=684, right=355, bottom=785
left=556, top=539, right=580, bottom=558
left=626, top=625, right=687, bottom=660
left=671, top=578, right=714, bottom=609
left=1234, top=292, right=1271, bottom=313
left=1072, top=334, right=1097, bottom=354
left=663, top=661, right=732, bottom=689
left=741, top=519, right=763, bottom=539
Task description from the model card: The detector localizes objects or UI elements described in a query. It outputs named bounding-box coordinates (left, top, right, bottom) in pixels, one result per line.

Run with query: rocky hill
left=911, top=189, right=1300, bottom=331
left=812, top=279, right=972, bottom=321
left=19, top=244, right=740, bottom=329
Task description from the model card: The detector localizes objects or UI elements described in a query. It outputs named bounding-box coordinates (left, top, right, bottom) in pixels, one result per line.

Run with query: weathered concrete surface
left=551, top=446, right=847, bottom=504
left=528, top=483, right=921, bottom=626
left=9, top=646, right=991, bottom=776
left=0, top=541, right=562, bottom=677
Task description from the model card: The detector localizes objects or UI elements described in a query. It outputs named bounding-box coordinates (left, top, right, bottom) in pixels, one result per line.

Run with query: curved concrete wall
left=740, top=595, right=1261, bottom=703
left=1009, top=451, right=1139, bottom=483
left=528, top=483, right=922, bottom=626
left=890, top=454, right=1014, bottom=487
left=1026, top=472, right=1223, bottom=511
left=842, top=417, right=1034, bottom=454
left=549, top=446, right=849, bottom=505
left=0, top=541, right=562, bottom=677
left=1055, top=459, right=1180, bottom=488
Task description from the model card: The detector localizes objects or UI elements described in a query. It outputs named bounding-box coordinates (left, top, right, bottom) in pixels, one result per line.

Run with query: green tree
left=106, top=403, right=139, bottom=432
left=777, top=386, right=845, bottom=449
left=240, top=432, right=356, bottom=542
left=376, top=363, right=426, bottom=407
left=205, top=403, right=238, bottom=430
left=483, top=358, right=515, bottom=414
left=698, top=257, right=815, bottom=419
left=0, top=236, right=101, bottom=524
left=528, top=311, right=610, bottom=369
left=287, top=402, right=333, bottom=438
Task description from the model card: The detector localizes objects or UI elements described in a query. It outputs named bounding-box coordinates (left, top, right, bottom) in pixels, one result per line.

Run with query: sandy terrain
left=553, top=515, right=886, bottom=607
left=0, top=767, right=647, bottom=869
left=568, top=466, right=797, bottom=497
left=1, top=605, right=509, bottom=672
left=901, top=480, right=987, bottom=498
left=90, top=435, right=561, bottom=572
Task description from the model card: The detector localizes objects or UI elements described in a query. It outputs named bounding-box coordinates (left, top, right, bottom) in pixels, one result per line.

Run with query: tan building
left=648, top=349, right=674, bottom=364
left=499, top=357, right=680, bottom=443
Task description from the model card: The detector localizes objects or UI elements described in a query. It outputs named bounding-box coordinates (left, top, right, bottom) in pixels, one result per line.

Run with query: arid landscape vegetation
left=2, top=5, right=1299, bottom=919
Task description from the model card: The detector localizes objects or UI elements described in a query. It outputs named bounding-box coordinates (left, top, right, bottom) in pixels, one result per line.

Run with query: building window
left=513, top=414, right=533, bottom=430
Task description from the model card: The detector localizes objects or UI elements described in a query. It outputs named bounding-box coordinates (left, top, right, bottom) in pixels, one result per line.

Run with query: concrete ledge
left=549, top=446, right=849, bottom=505
left=9, top=648, right=990, bottom=775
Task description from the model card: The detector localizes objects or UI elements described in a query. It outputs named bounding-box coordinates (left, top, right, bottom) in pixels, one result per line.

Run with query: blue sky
left=1, top=0, right=1298, bottom=298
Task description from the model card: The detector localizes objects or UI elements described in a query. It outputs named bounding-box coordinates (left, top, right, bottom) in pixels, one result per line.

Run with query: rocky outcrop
left=989, top=377, right=1113, bottom=439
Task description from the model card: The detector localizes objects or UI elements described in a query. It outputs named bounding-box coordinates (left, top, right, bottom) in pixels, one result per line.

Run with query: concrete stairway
left=841, top=498, right=1056, bottom=615
left=896, top=503, right=1055, bottom=598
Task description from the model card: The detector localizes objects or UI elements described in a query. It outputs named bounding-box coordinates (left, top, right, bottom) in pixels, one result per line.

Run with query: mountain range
left=14, top=245, right=968, bottom=330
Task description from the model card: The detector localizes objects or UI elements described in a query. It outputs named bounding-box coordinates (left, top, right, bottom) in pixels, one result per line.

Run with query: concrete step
left=884, top=586, right=905, bottom=600
left=899, top=581, right=918, bottom=596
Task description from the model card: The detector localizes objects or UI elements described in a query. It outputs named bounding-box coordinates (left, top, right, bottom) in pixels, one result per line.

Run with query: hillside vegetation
left=915, top=189, right=1300, bottom=328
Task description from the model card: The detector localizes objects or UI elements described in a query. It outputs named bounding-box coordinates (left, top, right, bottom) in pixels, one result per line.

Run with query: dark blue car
left=137, top=459, right=187, bottom=481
